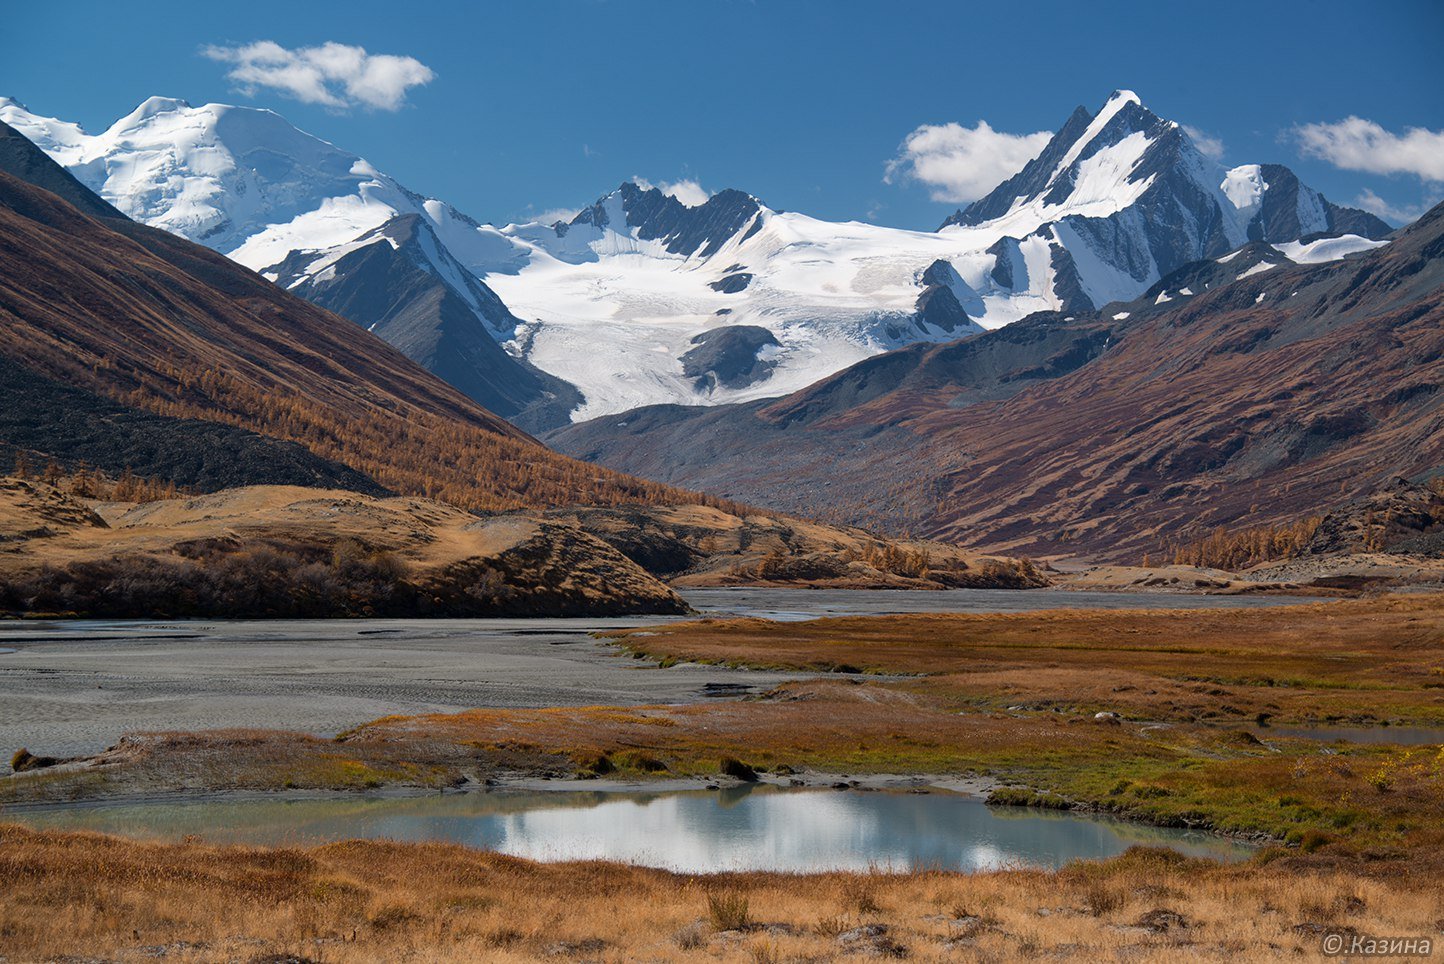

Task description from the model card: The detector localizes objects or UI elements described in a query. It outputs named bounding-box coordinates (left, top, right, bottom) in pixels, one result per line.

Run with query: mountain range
left=549, top=202, right=1443, bottom=560
left=1, top=118, right=1035, bottom=617
left=0, top=91, right=1390, bottom=431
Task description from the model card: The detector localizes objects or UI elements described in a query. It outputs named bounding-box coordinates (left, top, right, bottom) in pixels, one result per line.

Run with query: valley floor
left=2, top=592, right=1442, bottom=960
left=0, top=587, right=1310, bottom=762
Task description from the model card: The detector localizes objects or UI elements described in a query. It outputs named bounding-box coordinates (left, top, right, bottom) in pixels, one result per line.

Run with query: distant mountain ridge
left=0, top=92, right=1394, bottom=429
left=548, top=201, right=1443, bottom=561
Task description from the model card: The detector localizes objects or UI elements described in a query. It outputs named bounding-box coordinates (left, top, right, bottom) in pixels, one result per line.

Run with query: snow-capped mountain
left=0, top=91, right=1391, bottom=428
left=938, top=91, right=1390, bottom=310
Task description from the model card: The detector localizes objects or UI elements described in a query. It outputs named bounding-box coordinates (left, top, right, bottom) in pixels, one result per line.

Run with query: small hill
left=0, top=479, right=687, bottom=617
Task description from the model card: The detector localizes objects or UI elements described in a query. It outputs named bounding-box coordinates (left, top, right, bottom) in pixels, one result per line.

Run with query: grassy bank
left=2, top=824, right=1438, bottom=962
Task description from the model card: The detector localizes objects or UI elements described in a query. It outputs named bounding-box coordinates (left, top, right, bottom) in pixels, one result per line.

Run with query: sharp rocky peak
left=563, top=181, right=765, bottom=258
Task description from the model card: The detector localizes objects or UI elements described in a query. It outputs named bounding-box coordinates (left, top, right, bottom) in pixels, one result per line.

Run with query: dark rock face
left=914, top=260, right=984, bottom=333
left=915, top=284, right=972, bottom=332
left=709, top=272, right=753, bottom=293
left=680, top=325, right=780, bottom=391
left=942, top=105, right=1094, bottom=228
left=1045, top=242, right=1096, bottom=313
left=0, top=356, right=385, bottom=494
left=268, top=214, right=583, bottom=430
left=988, top=237, right=1027, bottom=289
left=567, top=182, right=763, bottom=259
left=1251, top=164, right=1393, bottom=241
left=1305, top=478, right=1444, bottom=557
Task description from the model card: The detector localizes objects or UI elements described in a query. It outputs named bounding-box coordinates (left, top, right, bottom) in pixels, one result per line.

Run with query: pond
left=2, top=786, right=1254, bottom=873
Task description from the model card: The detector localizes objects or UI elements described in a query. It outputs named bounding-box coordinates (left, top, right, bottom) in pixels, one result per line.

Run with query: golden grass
left=2, top=824, right=1439, bottom=962
left=606, top=593, right=1444, bottom=725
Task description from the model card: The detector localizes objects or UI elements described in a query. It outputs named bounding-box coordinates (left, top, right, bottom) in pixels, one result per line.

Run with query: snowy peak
left=944, top=91, right=1185, bottom=230
left=0, top=96, right=380, bottom=253
left=940, top=91, right=1386, bottom=245
left=113, top=96, right=194, bottom=128
left=935, top=90, right=1390, bottom=313
left=558, top=181, right=765, bottom=259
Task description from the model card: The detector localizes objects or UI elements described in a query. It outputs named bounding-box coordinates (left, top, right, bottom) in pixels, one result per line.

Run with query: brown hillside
left=0, top=144, right=731, bottom=514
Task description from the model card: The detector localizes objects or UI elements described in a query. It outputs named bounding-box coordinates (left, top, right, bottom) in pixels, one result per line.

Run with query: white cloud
left=885, top=120, right=1051, bottom=204
left=1352, top=188, right=1439, bottom=226
left=531, top=206, right=582, bottom=226
left=632, top=176, right=712, bottom=207
left=202, top=41, right=434, bottom=111
left=1182, top=124, right=1226, bottom=160
left=1294, top=117, right=1444, bottom=182
left=660, top=178, right=710, bottom=207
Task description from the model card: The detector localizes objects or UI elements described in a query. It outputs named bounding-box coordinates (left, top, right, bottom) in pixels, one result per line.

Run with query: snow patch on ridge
left=1273, top=234, right=1388, bottom=264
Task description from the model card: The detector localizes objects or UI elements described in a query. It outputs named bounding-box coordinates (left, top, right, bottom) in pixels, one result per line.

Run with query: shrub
left=9, top=748, right=61, bottom=772
left=706, top=891, right=752, bottom=931
left=987, top=787, right=1070, bottom=809
left=1083, top=885, right=1122, bottom=917
left=840, top=874, right=881, bottom=914
left=673, top=922, right=706, bottom=949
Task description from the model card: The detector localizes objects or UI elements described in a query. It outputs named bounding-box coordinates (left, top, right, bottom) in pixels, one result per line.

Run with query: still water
left=4, top=786, right=1253, bottom=872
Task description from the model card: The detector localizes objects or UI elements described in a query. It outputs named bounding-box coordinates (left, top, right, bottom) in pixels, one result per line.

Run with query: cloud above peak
left=885, top=120, right=1051, bottom=204
left=202, top=41, right=434, bottom=111
left=1182, top=124, right=1226, bottom=161
left=1293, top=116, right=1444, bottom=182
left=633, top=176, right=712, bottom=207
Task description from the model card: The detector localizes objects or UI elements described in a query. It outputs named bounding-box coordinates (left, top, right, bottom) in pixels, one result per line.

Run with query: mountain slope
left=267, top=214, right=581, bottom=428
left=0, top=356, right=384, bottom=495
left=0, top=118, right=729, bottom=513
left=2, top=92, right=1388, bottom=428
left=549, top=204, right=1444, bottom=560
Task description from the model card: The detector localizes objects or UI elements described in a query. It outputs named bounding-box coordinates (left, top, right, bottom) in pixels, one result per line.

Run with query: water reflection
left=4, top=786, right=1252, bottom=872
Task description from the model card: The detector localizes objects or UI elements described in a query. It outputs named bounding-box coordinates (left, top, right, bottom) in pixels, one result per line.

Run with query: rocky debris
left=719, top=757, right=759, bottom=782
left=837, top=923, right=908, bottom=957
left=1135, top=909, right=1189, bottom=933
left=543, top=937, right=607, bottom=958
left=10, top=748, right=65, bottom=772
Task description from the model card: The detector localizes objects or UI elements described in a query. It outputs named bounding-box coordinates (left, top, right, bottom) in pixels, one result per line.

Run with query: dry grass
left=1, top=825, right=1439, bottom=962
left=606, top=593, right=1444, bottom=725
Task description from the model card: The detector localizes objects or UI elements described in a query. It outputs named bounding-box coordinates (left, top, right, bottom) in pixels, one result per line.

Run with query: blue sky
left=4, top=0, right=1441, bottom=229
